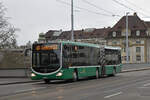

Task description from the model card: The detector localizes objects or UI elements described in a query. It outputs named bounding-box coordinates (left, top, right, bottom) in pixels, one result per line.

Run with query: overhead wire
left=112, top=0, right=149, bottom=17
left=123, top=0, right=150, bottom=17
left=56, top=0, right=118, bottom=17
left=112, top=0, right=135, bottom=12
left=82, top=0, right=120, bottom=17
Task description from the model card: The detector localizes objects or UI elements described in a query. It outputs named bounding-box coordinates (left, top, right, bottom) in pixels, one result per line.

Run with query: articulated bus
left=30, top=41, right=122, bottom=83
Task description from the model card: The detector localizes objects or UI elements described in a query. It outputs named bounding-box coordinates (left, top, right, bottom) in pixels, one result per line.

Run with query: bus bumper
left=30, top=68, right=74, bottom=80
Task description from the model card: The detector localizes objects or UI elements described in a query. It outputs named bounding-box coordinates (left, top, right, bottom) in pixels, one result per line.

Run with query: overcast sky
left=2, top=0, right=150, bottom=45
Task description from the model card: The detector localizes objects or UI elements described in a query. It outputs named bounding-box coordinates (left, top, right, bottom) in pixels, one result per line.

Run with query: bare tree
left=0, top=2, right=18, bottom=48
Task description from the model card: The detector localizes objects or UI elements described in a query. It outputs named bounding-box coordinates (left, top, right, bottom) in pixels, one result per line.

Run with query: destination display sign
left=35, top=44, right=58, bottom=51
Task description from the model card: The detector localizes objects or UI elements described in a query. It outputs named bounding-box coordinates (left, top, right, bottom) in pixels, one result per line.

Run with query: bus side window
left=63, top=46, right=68, bottom=58
left=63, top=45, right=72, bottom=68
left=118, top=51, right=122, bottom=64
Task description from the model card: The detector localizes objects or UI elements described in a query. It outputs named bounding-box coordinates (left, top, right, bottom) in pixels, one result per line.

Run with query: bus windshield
left=32, top=50, right=60, bottom=66
left=32, top=43, right=60, bottom=73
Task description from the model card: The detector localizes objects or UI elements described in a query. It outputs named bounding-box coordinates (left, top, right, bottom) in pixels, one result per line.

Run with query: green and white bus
left=30, top=41, right=122, bottom=83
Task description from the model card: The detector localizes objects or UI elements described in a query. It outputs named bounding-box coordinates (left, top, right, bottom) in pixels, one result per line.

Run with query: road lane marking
left=0, top=82, right=43, bottom=87
left=139, top=87, right=148, bottom=89
left=15, top=87, right=46, bottom=93
left=143, top=83, right=150, bottom=87
left=104, top=92, right=122, bottom=99
left=103, top=79, right=150, bottom=94
left=56, top=96, right=64, bottom=99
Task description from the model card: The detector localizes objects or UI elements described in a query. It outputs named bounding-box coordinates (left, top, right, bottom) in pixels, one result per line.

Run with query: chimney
left=133, top=12, right=137, bottom=16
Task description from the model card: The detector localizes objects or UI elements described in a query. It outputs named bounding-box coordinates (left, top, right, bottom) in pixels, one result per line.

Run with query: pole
left=71, top=0, right=74, bottom=41
left=126, top=12, right=129, bottom=63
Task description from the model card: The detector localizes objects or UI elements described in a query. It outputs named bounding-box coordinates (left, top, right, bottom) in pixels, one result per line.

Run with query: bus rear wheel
left=96, top=68, right=100, bottom=79
left=44, top=79, right=50, bottom=84
left=73, top=71, right=78, bottom=82
left=109, top=68, right=116, bottom=77
left=112, top=68, right=116, bottom=76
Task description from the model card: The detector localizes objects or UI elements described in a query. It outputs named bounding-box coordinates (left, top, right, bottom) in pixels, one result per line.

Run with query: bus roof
left=61, top=41, right=121, bottom=50
left=61, top=41, right=100, bottom=48
left=35, top=41, right=121, bottom=50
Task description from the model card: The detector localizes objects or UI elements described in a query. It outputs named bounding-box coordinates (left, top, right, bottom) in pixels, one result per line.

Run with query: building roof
left=145, top=21, right=150, bottom=28
left=45, top=28, right=110, bottom=40
left=44, top=13, right=150, bottom=41
left=111, top=13, right=148, bottom=31
left=45, top=30, right=57, bottom=38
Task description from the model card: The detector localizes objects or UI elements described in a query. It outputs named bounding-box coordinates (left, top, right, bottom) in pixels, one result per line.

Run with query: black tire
left=73, top=71, right=78, bottom=82
left=96, top=68, right=100, bottom=79
left=111, top=68, right=116, bottom=76
left=44, top=79, right=50, bottom=84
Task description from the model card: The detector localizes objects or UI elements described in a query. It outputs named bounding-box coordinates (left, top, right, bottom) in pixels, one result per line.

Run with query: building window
left=121, top=31, right=126, bottom=36
left=146, top=31, right=149, bottom=36
left=122, top=56, right=130, bottom=61
left=122, top=40, right=126, bottom=46
left=136, top=30, right=140, bottom=36
left=136, top=40, right=141, bottom=44
left=122, top=40, right=129, bottom=46
left=136, top=47, right=141, bottom=53
left=122, top=48, right=126, bottom=52
left=136, top=55, right=141, bottom=61
left=112, top=40, right=117, bottom=45
left=112, top=31, right=116, bottom=37
left=121, top=30, right=131, bottom=36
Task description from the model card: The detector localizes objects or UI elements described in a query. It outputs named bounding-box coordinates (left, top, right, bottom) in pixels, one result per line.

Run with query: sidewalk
left=0, top=78, right=40, bottom=85
left=122, top=67, right=150, bottom=73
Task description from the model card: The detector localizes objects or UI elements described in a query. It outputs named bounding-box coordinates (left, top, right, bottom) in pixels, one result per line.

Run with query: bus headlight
left=56, top=72, right=63, bottom=76
left=31, top=73, right=36, bottom=77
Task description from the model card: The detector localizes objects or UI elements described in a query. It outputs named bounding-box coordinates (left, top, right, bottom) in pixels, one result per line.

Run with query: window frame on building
left=136, top=40, right=141, bottom=44
left=136, top=47, right=141, bottom=53
left=112, top=40, right=117, bottom=45
left=122, top=56, right=130, bottom=61
left=121, top=30, right=131, bottom=36
left=146, top=30, right=149, bottom=36
left=136, top=55, right=141, bottom=61
left=136, top=30, right=140, bottom=36
left=112, top=31, right=116, bottom=37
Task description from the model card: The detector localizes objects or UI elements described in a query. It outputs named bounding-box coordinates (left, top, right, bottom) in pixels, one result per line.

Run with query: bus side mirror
left=24, top=48, right=31, bottom=56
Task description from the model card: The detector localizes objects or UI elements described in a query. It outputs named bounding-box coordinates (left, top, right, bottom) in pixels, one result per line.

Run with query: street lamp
left=126, top=12, right=129, bottom=63
left=71, top=0, right=74, bottom=41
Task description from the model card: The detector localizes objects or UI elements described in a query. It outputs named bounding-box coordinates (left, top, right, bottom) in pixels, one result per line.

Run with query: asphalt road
left=1, top=70, right=150, bottom=100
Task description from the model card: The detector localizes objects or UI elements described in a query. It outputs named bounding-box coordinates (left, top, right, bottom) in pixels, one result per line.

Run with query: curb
left=0, top=80, right=41, bottom=85
left=122, top=67, right=150, bottom=73
left=0, top=76, right=28, bottom=78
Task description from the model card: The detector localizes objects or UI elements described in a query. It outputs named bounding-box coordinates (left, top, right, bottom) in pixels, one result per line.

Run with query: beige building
left=106, top=13, right=150, bottom=63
